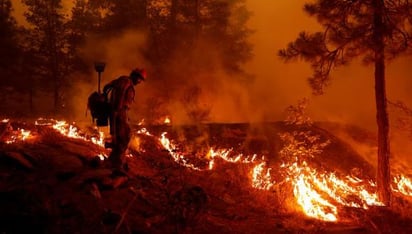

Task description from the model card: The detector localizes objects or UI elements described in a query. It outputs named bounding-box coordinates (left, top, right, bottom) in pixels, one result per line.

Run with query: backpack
left=87, top=91, right=111, bottom=126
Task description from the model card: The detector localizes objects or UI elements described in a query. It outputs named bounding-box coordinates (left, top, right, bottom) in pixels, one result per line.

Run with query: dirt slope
left=0, top=120, right=412, bottom=233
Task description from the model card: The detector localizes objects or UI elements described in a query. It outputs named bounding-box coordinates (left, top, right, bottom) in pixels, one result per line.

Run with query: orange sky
left=245, top=0, right=412, bottom=129
left=10, top=0, right=412, bottom=128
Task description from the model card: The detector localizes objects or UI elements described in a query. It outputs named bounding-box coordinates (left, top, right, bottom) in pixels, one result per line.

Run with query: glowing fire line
left=34, top=119, right=106, bottom=148
left=153, top=129, right=412, bottom=222
left=282, top=160, right=384, bottom=221
left=35, top=118, right=107, bottom=158
left=4, top=119, right=412, bottom=223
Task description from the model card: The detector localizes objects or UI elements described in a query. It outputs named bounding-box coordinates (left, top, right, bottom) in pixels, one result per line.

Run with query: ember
left=5, top=128, right=33, bottom=144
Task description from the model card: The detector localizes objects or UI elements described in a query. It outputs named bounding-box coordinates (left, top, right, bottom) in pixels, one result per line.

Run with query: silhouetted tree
left=147, top=0, right=252, bottom=76
left=66, top=0, right=107, bottom=76
left=103, top=0, right=147, bottom=33
left=203, top=0, right=253, bottom=75
left=72, top=0, right=252, bottom=79
left=22, top=0, right=69, bottom=115
left=144, top=0, right=252, bottom=122
left=0, top=0, right=20, bottom=84
left=279, top=0, right=412, bottom=206
left=65, top=0, right=252, bottom=122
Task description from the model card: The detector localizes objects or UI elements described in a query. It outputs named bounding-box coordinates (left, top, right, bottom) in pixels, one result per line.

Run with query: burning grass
left=1, top=117, right=412, bottom=232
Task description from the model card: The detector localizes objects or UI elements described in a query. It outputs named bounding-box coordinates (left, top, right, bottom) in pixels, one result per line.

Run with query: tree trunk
left=29, top=74, right=34, bottom=113
left=47, top=0, right=61, bottom=115
left=373, top=0, right=391, bottom=206
left=169, top=0, right=178, bottom=50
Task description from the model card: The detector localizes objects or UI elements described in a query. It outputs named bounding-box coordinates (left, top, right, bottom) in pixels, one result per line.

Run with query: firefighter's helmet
left=130, top=68, right=146, bottom=83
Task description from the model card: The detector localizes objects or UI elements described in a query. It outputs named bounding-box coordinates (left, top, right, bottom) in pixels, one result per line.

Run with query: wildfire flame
left=138, top=119, right=145, bottom=126
left=160, top=132, right=202, bottom=171
left=294, top=172, right=338, bottom=222
left=4, top=119, right=412, bottom=223
left=34, top=119, right=105, bottom=148
left=281, top=160, right=383, bottom=221
left=97, top=153, right=107, bottom=161
left=159, top=132, right=262, bottom=171
left=164, top=116, right=171, bottom=124
left=207, top=148, right=258, bottom=170
left=154, top=129, right=401, bottom=222
left=5, top=129, right=33, bottom=144
left=137, top=128, right=152, bottom=136
left=252, top=162, right=274, bottom=190
left=393, top=175, right=412, bottom=196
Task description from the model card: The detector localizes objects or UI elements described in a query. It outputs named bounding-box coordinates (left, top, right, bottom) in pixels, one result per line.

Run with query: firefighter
left=102, top=68, right=146, bottom=170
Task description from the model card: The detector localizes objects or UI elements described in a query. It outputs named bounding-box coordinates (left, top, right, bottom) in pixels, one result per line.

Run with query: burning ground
left=1, top=118, right=412, bottom=233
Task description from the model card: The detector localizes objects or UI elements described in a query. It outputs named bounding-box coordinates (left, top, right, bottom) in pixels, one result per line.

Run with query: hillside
left=1, top=119, right=412, bottom=233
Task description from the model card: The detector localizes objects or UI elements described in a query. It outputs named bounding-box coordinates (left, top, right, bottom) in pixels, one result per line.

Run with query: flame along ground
left=2, top=117, right=412, bottom=222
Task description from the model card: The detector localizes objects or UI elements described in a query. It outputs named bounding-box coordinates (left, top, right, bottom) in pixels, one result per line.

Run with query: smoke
left=245, top=0, right=412, bottom=130
left=67, top=19, right=258, bottom=125
left=244, top=0, right=412, bottom=168
left=13, top=0, right=412, bottom=129
left=67, top=30, right=149, bottom=124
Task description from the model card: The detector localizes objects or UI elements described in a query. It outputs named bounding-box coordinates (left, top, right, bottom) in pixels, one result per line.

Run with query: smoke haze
left=246, top=0, right=412, bottom=131
left=10, top=0, right=412, bottom=130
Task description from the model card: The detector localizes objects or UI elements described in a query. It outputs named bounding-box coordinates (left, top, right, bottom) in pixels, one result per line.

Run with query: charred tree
left=279, top=0, right=412, bottom=206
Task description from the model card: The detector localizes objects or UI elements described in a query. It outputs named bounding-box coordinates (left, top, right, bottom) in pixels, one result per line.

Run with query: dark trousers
left=109, top=110, right=131, bottom=167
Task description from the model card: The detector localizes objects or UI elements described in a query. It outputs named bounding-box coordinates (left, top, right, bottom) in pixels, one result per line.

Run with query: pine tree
left=103, top=0, right=147, bottom=33
left=22, top=0, right=69, bottom=115
left=146, top=0, right=252, bottom=76
left=278, top=0, right=412, bottom=206
left=144, top=0, right=252, bottom=122
left=66, top=0, right=107, bottom=75
left=0, top=0, right=20, bottom=83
